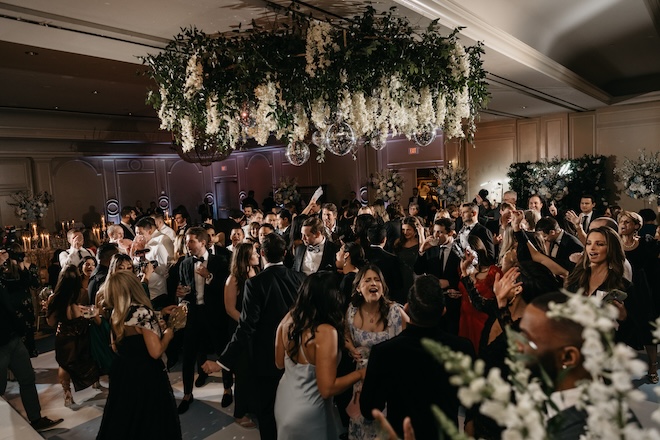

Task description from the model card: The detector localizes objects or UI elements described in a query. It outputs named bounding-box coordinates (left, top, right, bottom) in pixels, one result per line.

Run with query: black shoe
left=31, top=416, right=64, bottom=431
left=177, top=396, right=194, bottom=414
left=221, top=391, right=233, bottom=408
left=194, top=373, right=208, bottom=388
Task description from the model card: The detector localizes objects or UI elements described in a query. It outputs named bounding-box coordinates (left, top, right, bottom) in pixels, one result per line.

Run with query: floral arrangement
left=432, top=164, right=467, bottom=205
left=424, top=291, right=660, bottom=439
left=274, top=177, right=301, bottom=207
left=370, top=169, right=404, bottom=203
left=508, top=155, right=611, bottom=209
left=7, top=191, right=53, bottom=222
left=143, top=4, right=489, bottom=162
left=615, top=149, right=660, bottom=202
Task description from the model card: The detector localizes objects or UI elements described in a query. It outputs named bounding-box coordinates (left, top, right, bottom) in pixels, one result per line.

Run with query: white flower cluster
left=250, top=80, right=280, bottom=145
left=305, top=21, right=338, bottom=77
left=524, top=160, right=570, bottom=202
left=424, top=290, right=660, bottom=439
left=184, top=54, right=204, bottom=99
left=157, top=87, right=176, bottom=130
left=615, top=149, right=660, bottom=202
left=274, top=176, right=301, bottom=206
left=370, top=169, right=404, bottom=203
left=432, top=165, right=467, bottom=205
left=8, top=191, right=53, bottom=222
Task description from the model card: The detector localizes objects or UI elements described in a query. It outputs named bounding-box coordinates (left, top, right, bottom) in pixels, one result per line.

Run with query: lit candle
left=27, top=237, right=31, bottom=249
left=40, top=233, right=44, bottom=248
left=22, top=237, right=26, bottom=250
left=45, top=234, right=50, bottom=249
left=101, top=215, right=106, bottom=230
left=32, top=223, right=37, bottom=236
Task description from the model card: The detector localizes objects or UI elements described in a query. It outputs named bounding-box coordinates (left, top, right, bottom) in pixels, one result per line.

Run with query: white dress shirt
left=194, top=249, right=211, bottom=305
left=59, top=246, right=95, bottom=271
left=302, top=238, right=326, bottom=275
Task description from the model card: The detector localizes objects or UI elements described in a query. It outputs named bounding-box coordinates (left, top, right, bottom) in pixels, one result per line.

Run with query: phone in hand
left=602, top=289, right=628, bottom=304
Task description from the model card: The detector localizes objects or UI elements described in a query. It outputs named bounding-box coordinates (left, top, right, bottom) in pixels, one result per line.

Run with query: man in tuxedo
left=360, top=275, right=474, bottom=438
left=202, top=233, right=305, bottom=440
left=413, top=218, right=462, bottom=335
left=87, top=243, right=119, bottom=305
left=59, top=229, right=95, bottom=271
left=458, top=202, right=495, bottom=261
left=321, top=202, right=342, bottom=244
left=365, top=224, right=404, bottom=304
left=578, top=194, right=598, bottom=230
left=119, top=206, right=136, bottom=240
left=292, top=216, right=338, bottom=275
left=176, top=227, right=231, bottom=414
left=535, top=217, right=584, bottom=271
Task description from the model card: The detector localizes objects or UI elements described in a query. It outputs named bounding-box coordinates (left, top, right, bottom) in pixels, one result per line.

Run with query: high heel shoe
left=648, top=362, right=658, bottom=384
left=64, top=389, right=75, bottom=407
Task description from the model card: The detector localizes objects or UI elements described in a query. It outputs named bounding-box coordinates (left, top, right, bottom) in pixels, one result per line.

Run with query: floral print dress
left=347, top=303, right=405, bottom=440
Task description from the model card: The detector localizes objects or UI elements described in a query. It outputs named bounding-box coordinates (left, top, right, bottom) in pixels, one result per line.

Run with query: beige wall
left=468, top=101, right=660, bottom=211
left=2, top=100, right=660, bottom=232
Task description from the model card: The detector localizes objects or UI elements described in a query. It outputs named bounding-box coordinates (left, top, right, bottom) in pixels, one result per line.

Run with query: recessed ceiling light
left=521, top=106, right=527, bottom=109
left=54, top=106, right=59, bottom=110
left=92, top=90, right=99, bottom=94
left=25, top=51, right=38, bottom=56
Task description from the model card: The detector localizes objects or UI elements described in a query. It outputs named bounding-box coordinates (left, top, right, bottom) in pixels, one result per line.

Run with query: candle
left=101, top=215, right=106, bottom=230
left=45, top=234, right=50, bottom=249
left=40, top=233, right=44, bottom=248
left=32, top=223, right=37, bottom=237
left=22, top=237, right=27, bottom=250
left=27, top=237, right=31, bottom=249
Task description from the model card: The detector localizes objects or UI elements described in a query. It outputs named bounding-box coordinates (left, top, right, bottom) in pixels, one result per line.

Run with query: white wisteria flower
left=184, top=54, right=204, bottom=99
left=274, top=177, right=301, bottom=206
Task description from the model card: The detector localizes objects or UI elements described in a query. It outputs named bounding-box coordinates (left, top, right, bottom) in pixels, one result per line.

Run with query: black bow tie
left=193, top=256, right=205, bottom=263
left=462, top=226, right=473, bottom=232
left=307, top=244, right=321, bottom=253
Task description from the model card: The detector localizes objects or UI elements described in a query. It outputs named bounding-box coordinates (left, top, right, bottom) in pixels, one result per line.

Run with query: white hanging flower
left=180, top=117, right=195, bottom=152
left=205, top=94, right=221, bottom=135
left=184, top=54, right=204, bottom=99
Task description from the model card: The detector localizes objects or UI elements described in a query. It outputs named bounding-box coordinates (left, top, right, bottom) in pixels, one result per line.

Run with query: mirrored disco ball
left=366, top=130, right=387, bottom=151
left=326, top=121, right=357, bottom=156
left=285, top=140, right=310, bottom=166
left=413, top=126, right=436, bottom=147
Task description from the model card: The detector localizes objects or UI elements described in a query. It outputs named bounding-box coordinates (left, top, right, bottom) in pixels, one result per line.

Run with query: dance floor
left=2, top=334, right=659, bottom=439
left=2, top=334, right=260, bottom=440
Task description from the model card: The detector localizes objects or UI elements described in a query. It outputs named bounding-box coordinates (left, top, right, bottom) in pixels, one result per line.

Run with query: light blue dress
left=347, top=303, right=405, bottom=440
left=274, top=342, right=339, bottom=440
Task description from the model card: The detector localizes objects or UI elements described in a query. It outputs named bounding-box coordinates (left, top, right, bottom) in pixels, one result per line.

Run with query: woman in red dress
left=458, top=235, right=502, bottom=353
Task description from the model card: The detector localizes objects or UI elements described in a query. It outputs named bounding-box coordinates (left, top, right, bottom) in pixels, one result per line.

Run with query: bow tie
left=307, top=244, right=321, bottom=253
left=462, top=226, right=473, bottom=232
left=193, top=256, right=205, bottom=263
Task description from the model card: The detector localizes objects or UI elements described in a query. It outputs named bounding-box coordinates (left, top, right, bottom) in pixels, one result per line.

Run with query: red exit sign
left=408, top=147, right=419, bottom=155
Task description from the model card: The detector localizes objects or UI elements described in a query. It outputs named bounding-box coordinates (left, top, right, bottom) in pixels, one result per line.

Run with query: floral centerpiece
left=274, top=177, right=301, bottom=207
left=370, top=169, right=404, bottom=203
left=615, top=149, right=660, bottom=202
left=7, top=191, right=53, bottom=223
left=424, top=291, right=660, bottom=439
left=143, top=5, right=489, bottom=163
left=432, top=164, right=467, bottom=205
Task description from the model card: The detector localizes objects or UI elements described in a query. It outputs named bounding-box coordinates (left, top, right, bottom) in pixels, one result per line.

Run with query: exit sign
left=408, top=147, right=419, bottom=155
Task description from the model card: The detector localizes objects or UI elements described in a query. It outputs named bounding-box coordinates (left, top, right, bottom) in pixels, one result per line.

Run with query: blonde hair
left=104, top=271, right=153, bottom=343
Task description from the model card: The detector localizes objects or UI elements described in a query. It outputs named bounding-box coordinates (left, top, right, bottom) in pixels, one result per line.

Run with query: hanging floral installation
left=615, top=149, right=660, bottom=202
left=142, top=4, right=489, bottom=164
left=507, top=155, right=612, bottom=209
left=432, top=164, right=467, bottom=205
left=274, top=176, right=301, bottom=207
left=7, top=191, right=53, bottom=223
left=424, top=291, right=660, bottom=439
left=370, top=169, right=404, bottom=203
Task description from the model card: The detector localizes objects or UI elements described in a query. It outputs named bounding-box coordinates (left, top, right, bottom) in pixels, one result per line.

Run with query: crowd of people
left=0, top=187, right=659, bottom=439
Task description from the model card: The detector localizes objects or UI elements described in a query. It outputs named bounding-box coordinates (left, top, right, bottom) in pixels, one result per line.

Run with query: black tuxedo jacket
left=365, top=246, right=405, bottom=304
left=120, top=223, right=135, bottom=240
left=468, top=223, right=495, bottom=262
left=413, top=245, right=461, bottom=289
left=292, top=240, right=339, bottom=274
left=360, top=325, right=474, bottom=438
left=219, top=264, right=306, bottom=376
left=179, top=251, right=231, bottom=316
left=553, top=232, right=584, bottom=271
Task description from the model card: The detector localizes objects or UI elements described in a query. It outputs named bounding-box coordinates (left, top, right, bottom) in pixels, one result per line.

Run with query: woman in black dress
left=97, top=271, right=181, bottom=439
left=618, top=210, right=659, bottom=383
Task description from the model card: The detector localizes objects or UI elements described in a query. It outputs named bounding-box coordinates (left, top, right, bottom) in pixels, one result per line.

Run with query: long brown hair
left=230, top=243, right=260, bottom=292
left=350, top=264, right=393, bottom=328
left=565, top=226, right=626, bottom=293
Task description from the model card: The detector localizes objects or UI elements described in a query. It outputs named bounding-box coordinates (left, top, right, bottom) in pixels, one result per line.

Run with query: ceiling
left=1, top=0, right=659, bottom=124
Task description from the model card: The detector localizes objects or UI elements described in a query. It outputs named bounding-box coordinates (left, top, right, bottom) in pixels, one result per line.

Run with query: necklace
left=362, top=307, right=377, bottom=324
left=622, top=237, right=636, bottom=249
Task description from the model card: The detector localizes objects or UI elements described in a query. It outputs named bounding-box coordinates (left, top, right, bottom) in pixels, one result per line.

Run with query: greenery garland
left=142, top=4, right=489, bottom=161
left=507, top=155, right=613, bottom=210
